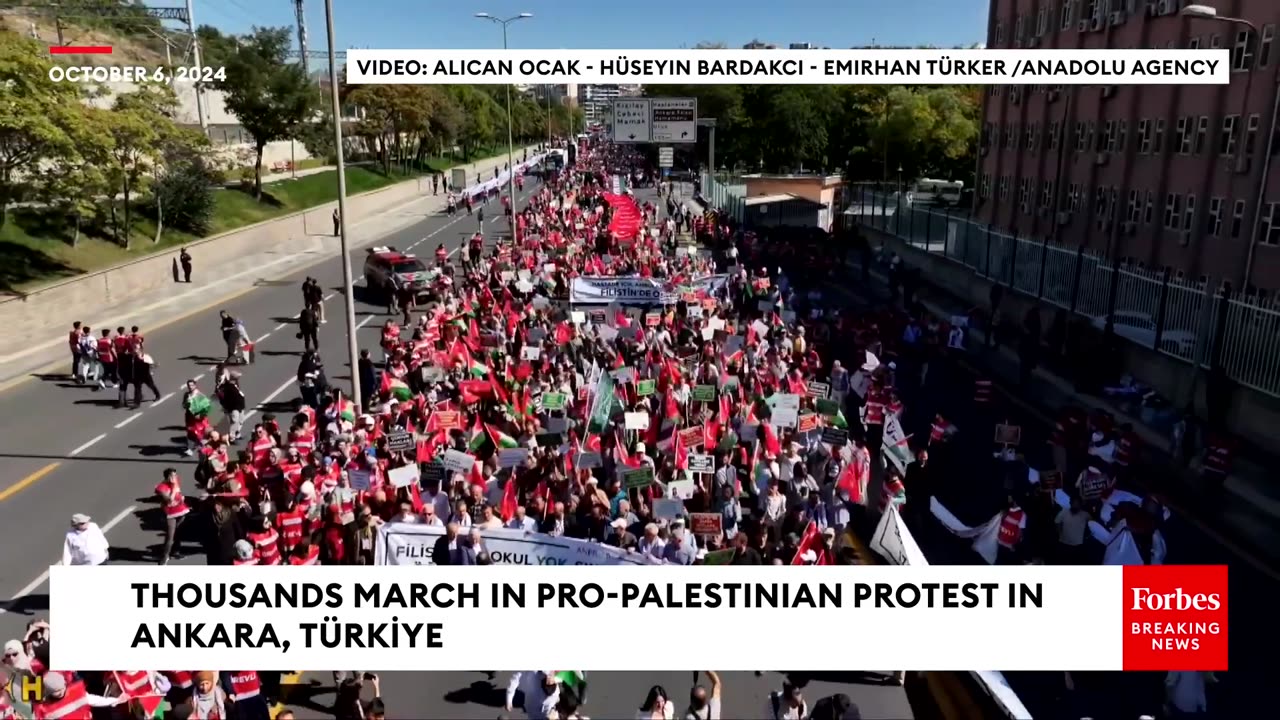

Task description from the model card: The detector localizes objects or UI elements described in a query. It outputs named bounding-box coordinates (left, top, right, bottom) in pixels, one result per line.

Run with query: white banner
left=375, top=523, right=655, bottom=566
left=570, top=276, right=676, bottom=305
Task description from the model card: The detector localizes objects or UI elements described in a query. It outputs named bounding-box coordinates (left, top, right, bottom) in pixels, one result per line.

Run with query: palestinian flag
left=384, top=375, right=412, bottom=402
left=469, top=358, right=491, bottom=378
left=486, top=423, right=519, bottom=450
left=832, top=410, right=849, bottom=429
left=467, top=417, right=488, bottom=453
left=337, top=397, right=356, bottom=423
left=556, top=671, right=587, bottom=703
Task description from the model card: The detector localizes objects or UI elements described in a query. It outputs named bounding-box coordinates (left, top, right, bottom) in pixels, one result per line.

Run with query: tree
left=216, top=27, right=317, bottom=198
left=0, top=33, right=84, bottom=225
left=37, top=107, right=114, bottom=246
left=103, top=108, right=159, bottom=249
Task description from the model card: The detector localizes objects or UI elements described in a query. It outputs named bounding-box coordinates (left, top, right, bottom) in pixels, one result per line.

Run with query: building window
left=1036, top=5, right=1050, bottom=37
left=1061, top=0, right=1075, bottom=30
left=1048, top=121, right=1060, bottom=150
left=1183, top=195, right=1196, bottom=232
left=1232, top=29, right=1255, bottom=71
left=1014, top=16, right=1025, bottom=46
left=1137, top=119, right=1151, bottom=154
left=1104, top=120, right=1118, bottom=152
left=1264, top=203, right=1280, bottom=245
left=1207, top=197, right=1223, bottom=237
left=1144, top=190, right=1154, bottom=224
left=1220, top=115, right=1239, bottom=156
left=1176, top=116, right=1191, bottom=154
left=1041, top=181, right=1054, bottom=208
left=1083, top=0, right=1098, bottom=23
left=1020, top=177, right=1032, bottom=207
left=1068, top=183, right=1082, bottom=212
left=1164, top=193, right=1182, bottom=230
left=1095, top=186, right=1107, bottom=215
left=1245, top=114, right=1261, bottom=157
left=1026, top=124, right=1036, bottom=151
left=996, top=22, right=1005, bottom=46
left=980, top=174, right=992, bottom=198
left=1230, top=199, right=1246, bottom=238
left=1117, top=120, right=1128, bottom=152
left=1195, top=116, right=1209, bottom=155
left=1075, top=121, right=1089, bottom=152
left=1189, top=37, right=1201, bottom=50
left=1127, top=190, right=1142, bottom=223
left=1261, top=25, right=1275, bottom=68
left=1210, top=34, right=1221, bottom=49
left=998, top=176, right=1010, bottom=201
left=1153, top=119, right=1166, bottom=154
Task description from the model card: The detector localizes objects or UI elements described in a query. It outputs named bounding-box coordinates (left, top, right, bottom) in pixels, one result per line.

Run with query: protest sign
left=653, top=499, right=684, bottom=521
left=420, top=461, right=446, bottom=486
left=821, top=427, right=848, bottom=447
left=623, top=466, right=654, bottom=489
left=575, top=451, right=603, bottom=469
left=522, top=346, right=542, bottom=361
left=690, top=513, right=723, bottom=537
left=807, top=381, right=830, bottom=399
left=624, top=412, right=650, bottom=431
left=386, top=431, right=415, bottom=454
left=569, top=276, right=677, bottom=305
left=499, top=448, right=530, bottom=469
left=687, top=453, right=714, bottom=474
left=667, top=479, right=697, bottom=499
left=433, top=411, right=461, bottom=431
left=388, top=464, right=419, bottom=489
left=679, top=426, right=704, bottom=449
left=797, top=413, right=819, bottom=433
left=692, top=385, right=717, bottom=403
left=442, top=450, right=476, bottom=475
left=540, top=392, right=567, bottom=411
left=995, top=424, right=1022, bottom=445
left=348, top=469, right=373, bottom=492
left=636, top=379, right=657, bottom=396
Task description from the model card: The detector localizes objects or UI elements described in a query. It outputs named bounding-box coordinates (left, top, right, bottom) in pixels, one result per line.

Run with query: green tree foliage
left=216, top=27, right=317, bottom=198
left=643, top=81, right=980, bottom=182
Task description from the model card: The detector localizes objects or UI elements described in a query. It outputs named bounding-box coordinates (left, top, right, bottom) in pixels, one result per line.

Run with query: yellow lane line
left=270, top=672, right=304, bottom=718
left=0, top=462, right=60, bottom=503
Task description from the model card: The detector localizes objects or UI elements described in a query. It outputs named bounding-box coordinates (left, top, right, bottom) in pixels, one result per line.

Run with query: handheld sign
left=806, top=381, right=830, bottom=399
left=349, top=469, right=373, bottom=492
left=690, top=513, right=723, bottom=537
left=386, top=431, right=415, bottom=454
left=821, top=427, right=849, bottom=447
left=420, top=461, right=446, bottom=486
left=692, top=385, right=717, bottom=403
left=636, top=379, right=657, bottom=396
left=575, top=451, right=603, bottom=469
left=994, top=424, right=1022, bottom=445
left=442, top=450, right=476, bottom=475
left=388, top=464, right=420, bottom=489
left=679, top=426, right=704, bottom=449
left=623, top=465, right=654, bottom=490
left=624, top=412, right=650, bottom=431
left=498, top=448, right=530, bottom=469
left=432, top=410, right=461, bottom=431
left=540, top=392, right=567, bottom=411
left=687, top=453, right=714, bottom=474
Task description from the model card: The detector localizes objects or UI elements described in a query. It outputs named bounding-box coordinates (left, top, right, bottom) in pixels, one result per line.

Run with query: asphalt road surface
left=0, top=183, right=913, bottom=719
left=829, top=274, right=1268, bottom=720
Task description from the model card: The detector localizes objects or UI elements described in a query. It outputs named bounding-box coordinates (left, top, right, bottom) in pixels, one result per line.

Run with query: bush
left=148, top=158, right=218, bottom=236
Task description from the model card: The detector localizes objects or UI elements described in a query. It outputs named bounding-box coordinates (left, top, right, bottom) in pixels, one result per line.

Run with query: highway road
left=0, top=182, right=914, bottom=719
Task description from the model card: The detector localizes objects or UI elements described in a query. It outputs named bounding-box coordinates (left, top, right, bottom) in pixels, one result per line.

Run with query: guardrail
left=844, top=188, right=1280, bottom=400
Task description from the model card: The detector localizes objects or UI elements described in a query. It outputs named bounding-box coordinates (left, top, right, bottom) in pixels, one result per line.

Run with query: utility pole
left=184, top=0, right=207, bottom=134
left=293, top=0, right=310, bottom=78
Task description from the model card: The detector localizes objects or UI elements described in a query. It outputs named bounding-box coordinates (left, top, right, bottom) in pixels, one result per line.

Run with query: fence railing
left=701, top=173, right=746, bottom=224
left=844, top=188, right=1280, bottom=399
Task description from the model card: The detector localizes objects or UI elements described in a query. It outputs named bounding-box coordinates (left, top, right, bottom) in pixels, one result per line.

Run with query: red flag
left=835, top=457, right=865, bottom=504
left=499, top=478, right=518, bottom=522
left=761, top=422, right=782, bottom=457
left=791, top=521, right=830, bottom=565
left=673, top=427, right=688, bottom=470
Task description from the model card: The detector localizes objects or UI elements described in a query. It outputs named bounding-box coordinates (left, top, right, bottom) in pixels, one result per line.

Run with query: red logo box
left=1122, top=565, right=1228, bottom=671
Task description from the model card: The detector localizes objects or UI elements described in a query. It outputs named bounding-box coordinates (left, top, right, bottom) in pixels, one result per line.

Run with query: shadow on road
left=2, top=593, right=49, bottom=616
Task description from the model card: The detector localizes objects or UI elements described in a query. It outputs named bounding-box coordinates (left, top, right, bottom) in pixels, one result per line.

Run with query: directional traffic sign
left=650, top=97, right=697, bottom=144
left=658, top=147, right=674, bottom=168
left=612, top=98, right=651, bottom=144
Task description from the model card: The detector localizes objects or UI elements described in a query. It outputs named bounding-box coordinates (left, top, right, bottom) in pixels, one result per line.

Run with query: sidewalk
left=0, top=146, right=537, bottom=390
left=846, top=245, right=1280, bottom=573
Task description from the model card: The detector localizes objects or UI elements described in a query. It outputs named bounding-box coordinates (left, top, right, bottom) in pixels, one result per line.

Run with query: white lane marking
left=69, top=433, right=106, bottom=457
left=0, top=504, right=138, bottom=615
left=255, top=333, right=272, bottom=343
left=114, top=413, right=142, bottom=429
left=323, top=292, right=337, bottom=302
left=242, top=376, right=298, bottom=424
left=274, top=323, right=287, bottom=331
left=356, top=315, right=376, bottom=329
left=153, top=392, right=175, bottom=406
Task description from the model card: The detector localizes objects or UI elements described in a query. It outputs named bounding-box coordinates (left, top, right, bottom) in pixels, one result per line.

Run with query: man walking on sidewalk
left=332, top=208, right=341, bottom=236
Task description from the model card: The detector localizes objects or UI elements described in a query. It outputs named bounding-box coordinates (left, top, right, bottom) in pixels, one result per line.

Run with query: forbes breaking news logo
left=1122, top=565, right=1228, bottom=671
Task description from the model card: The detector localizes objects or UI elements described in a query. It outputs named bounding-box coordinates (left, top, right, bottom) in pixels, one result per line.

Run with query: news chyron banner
left=48, top=564, right=1226, bottom=672
left=344, top=49, right=1230, bottom=86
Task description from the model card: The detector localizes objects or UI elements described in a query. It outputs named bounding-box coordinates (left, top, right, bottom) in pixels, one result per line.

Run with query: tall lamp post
left=1181, top=3, right=1277, bottom=291
left=323, top=0, right=363, bottom=409
left=476, top=11, right=531, bottom=243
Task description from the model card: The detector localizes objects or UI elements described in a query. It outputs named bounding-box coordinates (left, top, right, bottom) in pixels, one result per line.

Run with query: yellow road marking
left=270, top=672, right=304, bottom=718
left=0, top=462, right=60, bottom=503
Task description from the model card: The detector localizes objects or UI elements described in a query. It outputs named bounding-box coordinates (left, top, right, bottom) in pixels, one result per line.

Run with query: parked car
left=1088, top=310, right=1198, bottom=357
left=363, top=246, right=432, bottom=303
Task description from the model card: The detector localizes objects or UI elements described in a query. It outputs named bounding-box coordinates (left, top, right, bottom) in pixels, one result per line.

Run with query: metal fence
left=700, top=173, right=746, bottom=224
left=844, top=187, right=1280, bottom=399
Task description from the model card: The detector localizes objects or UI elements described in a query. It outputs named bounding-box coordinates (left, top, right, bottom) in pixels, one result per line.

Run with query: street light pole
left=323, top=0, right=362, bottom=410
left=476, top=11, right=531, bottom=243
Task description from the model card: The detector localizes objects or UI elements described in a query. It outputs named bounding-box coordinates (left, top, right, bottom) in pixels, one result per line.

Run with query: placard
left=750, top=320, right=769, bottom=338
left=386, top=431, right=415, bottom=454
left=687, top=453, right=714, bottom=474
left=528, top=328, right=547, bottom=343
left=420, top=461, right=446, bottom=486
left=388, top=464, right=419, bottom=488
left=667, top=479, right=696, bottom=499
left=995, top=424, right=1022, bottom=445
left=540, top=392, right=567, bottom=411
left=692, top=385, right=717, bottom=403
left=816, top=398, right=840, bottom=417
left=806, top=381, right=830, bottom=399
left=757, top=300, right=774, bottom=312
left=348, top=469, right=373, bottom=492
left=690, top=513, right=723, bottom=537
left=653, top=498, right=684, bottom=521
left=442, top=449, right=476, bottom=475
left=624, top=412, right=651, bottom=431
left=499, top=448, right=530, bottom=469
left=522, top=346, right=542, bottom=361
left=797, top=413, right=819, bottom=433
left=623, top=465, right=654, bottom=489
left=679, top=426, right=704, bottom=449
left=738, top=424, right=758, bottom=443
left=432, top=410, right=461, bottom=431
left=636, top=379, right=657, bottom=396
left=571, top=311, right=586, bottom=324
left=575, top=451, right=603, bottom=469
left=612, top=366, right=636, bottom=383
left=1039, top=470, right=1062, bottom=492
left=545, top=416, right=568, bottom=434
left=535, top=432, right=562, bottom=448
left=771, top=407, right=798, bottom=429
left=645, top=311, right=661, bottom=327
left=821, top=427, right=849, bottom=447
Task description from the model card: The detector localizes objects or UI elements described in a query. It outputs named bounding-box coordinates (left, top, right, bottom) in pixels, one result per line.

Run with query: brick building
left=978, top=0, right=1280, bottom=295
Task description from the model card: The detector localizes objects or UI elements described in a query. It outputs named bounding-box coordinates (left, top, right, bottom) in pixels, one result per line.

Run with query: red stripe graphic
left=50, top=46, right=113, bottom=55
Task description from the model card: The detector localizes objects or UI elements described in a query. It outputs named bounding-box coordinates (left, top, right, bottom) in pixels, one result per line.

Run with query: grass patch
left=0, top=145, right=531, bottom=294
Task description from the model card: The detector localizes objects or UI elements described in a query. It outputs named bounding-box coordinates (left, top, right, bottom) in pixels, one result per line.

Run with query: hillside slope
left=0, top=9, right=169, bottom=66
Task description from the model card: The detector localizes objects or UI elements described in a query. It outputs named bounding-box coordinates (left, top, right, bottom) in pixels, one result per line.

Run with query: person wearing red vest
left=222, top=671, right=270, bottom=720
left=232, top=540, right=259, bottom=565
left=32, top=672, right=121, bottom=719
left=289, top=540, right=321, bottom=565
left=1076, top=462, right=1113, bottom=504
left=156, top=468, right=190, bottom=566
left=95, top=329, right=117, bottom=388
left=997, top=498, right=1027, bottom=564
left=247, top=516, right=282, bottom=565
left=275, top=499, right=306, bottom=554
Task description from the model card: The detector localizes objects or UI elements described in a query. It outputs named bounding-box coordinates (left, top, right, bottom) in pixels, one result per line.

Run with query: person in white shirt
left=637, top=523, right=666, bottom=559
left=63, top=513, right=110, bottom=566
left=420, top=505, right=443, bottom=527
left=506, top=671, right=561, bottom=720
left=636, top=685, right=674, bottom=720
left=684, top=671, right=721, bottom=720
left=507, top=506, right=538, bottom=532
left=764, top=682, right=807, bottom=720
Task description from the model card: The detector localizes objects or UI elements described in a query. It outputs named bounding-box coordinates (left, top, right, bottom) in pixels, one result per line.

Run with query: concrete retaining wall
left=866, top=226, right=1280, bottom=454
left=0, top=174, right=430, bottom=343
